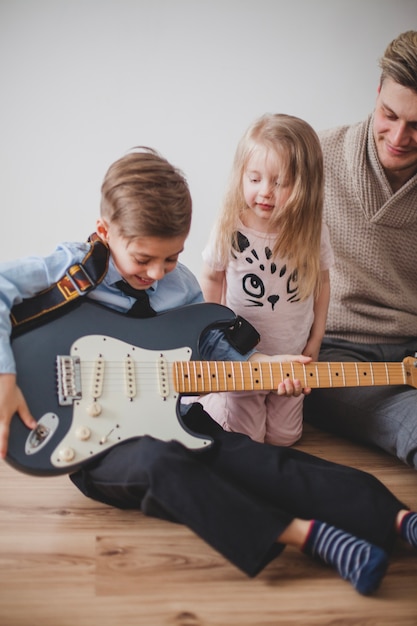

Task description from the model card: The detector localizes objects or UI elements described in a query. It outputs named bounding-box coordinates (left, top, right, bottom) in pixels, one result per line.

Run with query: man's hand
left=0, top=373, right=36, bottom=459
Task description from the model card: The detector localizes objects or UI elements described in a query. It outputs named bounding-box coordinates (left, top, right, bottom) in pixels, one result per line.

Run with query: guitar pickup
left=157, top=354, right=169, bottom=399
left=56, top=355, right=82, bottom=405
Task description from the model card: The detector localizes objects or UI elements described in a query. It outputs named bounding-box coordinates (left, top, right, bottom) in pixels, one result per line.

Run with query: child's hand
left=0, top=374, right=37, bottom=459
left=276, top=377, right=308, bottom=397
left=248, top=353, right=312, bottom=396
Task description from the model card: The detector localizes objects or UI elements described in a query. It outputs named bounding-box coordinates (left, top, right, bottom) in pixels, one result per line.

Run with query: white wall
left=1, top=0, right=416, bottom=277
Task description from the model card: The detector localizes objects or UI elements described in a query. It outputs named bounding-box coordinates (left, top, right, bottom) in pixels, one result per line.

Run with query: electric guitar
left=7, top=300, right=417, bottom=476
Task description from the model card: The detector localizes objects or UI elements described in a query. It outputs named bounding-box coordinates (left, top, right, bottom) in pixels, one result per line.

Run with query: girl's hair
left=100, top=147, right=192, bottom=240
left=379, top=30, right=417, bottom=93
left=213, top=113, right=324, bottom=300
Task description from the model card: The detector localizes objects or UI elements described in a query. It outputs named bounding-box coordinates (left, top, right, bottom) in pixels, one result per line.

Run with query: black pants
left=70, top=404, right=405, bottom=576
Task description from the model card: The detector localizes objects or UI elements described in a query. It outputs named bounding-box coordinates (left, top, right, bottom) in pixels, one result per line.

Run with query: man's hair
left=100, top=147, right=192, bottom=240
left=379, top=30, right=417, bottom=92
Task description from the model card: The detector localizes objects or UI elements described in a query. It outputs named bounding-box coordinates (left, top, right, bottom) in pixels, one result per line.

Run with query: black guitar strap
left=10, top=233, right=109, bottom=332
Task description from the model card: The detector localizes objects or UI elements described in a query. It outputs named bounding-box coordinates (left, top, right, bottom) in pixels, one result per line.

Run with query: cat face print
left=232, top=231, right=299, bottom=309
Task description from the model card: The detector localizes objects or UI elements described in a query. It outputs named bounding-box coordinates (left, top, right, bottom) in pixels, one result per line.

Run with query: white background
left=1, top=0, right=416, bottom=277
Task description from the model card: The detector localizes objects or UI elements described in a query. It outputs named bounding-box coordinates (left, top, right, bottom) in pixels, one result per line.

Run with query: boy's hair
left=379, top=30, right=417, bottom=93
left=100, top=147, right=192, bottom=240
left=212, top=113, right=324, bottom=300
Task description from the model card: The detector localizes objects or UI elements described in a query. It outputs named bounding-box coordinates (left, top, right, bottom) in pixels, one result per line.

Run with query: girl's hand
left=0, top=374, right=37, bottom=459
left=248, top=352, right=312, bottom=396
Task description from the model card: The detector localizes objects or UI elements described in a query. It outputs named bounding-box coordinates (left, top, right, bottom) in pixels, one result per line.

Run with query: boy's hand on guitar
left=248, top=353, right=312, bottom=397
left=0, top=374, right=37, bottom=459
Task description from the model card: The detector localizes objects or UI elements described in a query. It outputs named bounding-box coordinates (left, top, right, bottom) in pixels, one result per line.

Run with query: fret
left=191, top=361, right=198, bottom=393
left=189, top=361, right=195, bottom=393
left=277, top=362, right=283, bottom=387
left=221, top=361, right=227, bottom=391
left=248, top=363, right=256, bottom=389
left=227, top=362, right=235, bottom=390
left=264, top=363, right=274, bottom=389
left=180, top=361, right=187, bottom=393
left=341, top=363, right=346, bottom=386
left=238, top=361, right=244, bottom=391
left=248, top=361, right=254, bottom=389
left=258, top=362, right=264, bottom=389
left=214, top=362, right=220, bottom=391
left=354, top=363, right=359, bottom=386
left=315, top=363, right=321, bottom=387
left=384, top=362, right=389, bottom=384
left=205, top=361, right=212, bottom=392
left=173, top=358, right=179, bottom=392
left=369, top=364, right=375, bottom=385
left=178, top=361, right=186, bottom=393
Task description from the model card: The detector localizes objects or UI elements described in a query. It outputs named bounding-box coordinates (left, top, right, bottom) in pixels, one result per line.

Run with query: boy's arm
left=0, top=243, right=89, bottom=457
left=200, top=262, right=225, bottom=304
left=302, top=269, right=330, bottom=362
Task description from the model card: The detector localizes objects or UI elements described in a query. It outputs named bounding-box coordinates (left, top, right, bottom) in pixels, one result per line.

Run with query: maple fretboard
left=173, top=359, right=416, bottom=393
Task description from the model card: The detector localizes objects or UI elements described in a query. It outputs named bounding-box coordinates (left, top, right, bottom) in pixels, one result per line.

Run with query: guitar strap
left=10, top=233, right=109, bottom=332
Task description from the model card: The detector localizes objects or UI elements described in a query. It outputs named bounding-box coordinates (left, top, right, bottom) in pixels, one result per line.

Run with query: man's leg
left=304, top=338, right=417, bottom=468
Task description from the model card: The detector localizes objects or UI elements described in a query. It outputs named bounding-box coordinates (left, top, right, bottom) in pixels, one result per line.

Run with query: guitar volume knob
left=87, top=402, right=102, bottom=417
left=58, top=447, right=75, bottom=463
left=75, top=426, right=91, bottom=441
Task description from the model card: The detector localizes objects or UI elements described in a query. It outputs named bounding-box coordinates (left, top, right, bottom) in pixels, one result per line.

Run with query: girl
left=200, top=113, right=333, bottom=445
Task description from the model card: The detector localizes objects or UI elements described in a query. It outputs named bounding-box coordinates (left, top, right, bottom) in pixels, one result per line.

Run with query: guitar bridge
left=56, top=355, right=82, bottom=405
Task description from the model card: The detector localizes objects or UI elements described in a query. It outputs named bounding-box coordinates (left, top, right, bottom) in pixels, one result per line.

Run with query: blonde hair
left=100, top=147, right=192, bottom=240
left=213, top=113, right=324, bottom=300
left=379, top=30, right=417, bottom=92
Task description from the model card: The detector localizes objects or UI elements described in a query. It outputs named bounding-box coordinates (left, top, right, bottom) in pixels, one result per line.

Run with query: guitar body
left=8, top=300, right=237, bottom=476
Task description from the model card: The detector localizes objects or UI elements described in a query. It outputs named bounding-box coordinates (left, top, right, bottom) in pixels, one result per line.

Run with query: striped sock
left=400, top=512, right=417, bottom=548
left=303, top=521, right=388, bottom=595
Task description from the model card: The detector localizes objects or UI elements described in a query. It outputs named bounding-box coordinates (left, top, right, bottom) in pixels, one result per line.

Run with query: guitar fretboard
left=173, top=360, right=409, bottom=393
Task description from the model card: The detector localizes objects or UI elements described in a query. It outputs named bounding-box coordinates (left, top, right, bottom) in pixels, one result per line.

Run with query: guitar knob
left=58, top=447, right=75, bottom=462
left=75, top=426, right=91, bottom=441
left=87, top=402, right=102, bottom=417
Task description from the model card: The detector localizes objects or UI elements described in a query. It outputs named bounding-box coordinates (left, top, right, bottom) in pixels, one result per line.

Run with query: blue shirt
left=0, top=240, right=250, bottom=373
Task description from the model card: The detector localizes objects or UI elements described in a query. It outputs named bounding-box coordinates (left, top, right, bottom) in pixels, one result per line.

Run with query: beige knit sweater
left=320, top=114, right=417, bottom=344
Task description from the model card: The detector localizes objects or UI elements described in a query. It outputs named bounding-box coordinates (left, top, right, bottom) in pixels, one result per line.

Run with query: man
left=304, top=31, right=417, bottom=469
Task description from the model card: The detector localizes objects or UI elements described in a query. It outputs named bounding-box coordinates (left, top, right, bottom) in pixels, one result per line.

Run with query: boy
left=1, top=147, right=416, bottom=595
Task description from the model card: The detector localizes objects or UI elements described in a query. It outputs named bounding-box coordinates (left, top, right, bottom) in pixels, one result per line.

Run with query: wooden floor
left=1, top=423, right=416, bottom=626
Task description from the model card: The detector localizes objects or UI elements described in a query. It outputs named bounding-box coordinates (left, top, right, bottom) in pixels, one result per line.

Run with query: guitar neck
left=174, top=360, right=409, bottom=394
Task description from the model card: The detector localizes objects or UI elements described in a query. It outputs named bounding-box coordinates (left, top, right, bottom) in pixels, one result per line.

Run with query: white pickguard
left=50, top=335, right=212, bottom=469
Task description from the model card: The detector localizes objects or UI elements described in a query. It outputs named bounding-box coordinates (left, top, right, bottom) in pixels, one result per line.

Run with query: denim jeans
left=304, top=337, right=417, bottom=469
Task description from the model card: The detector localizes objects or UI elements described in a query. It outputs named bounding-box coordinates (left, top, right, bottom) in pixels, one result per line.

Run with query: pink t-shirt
left=202, top=221, right=334, bottom=355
